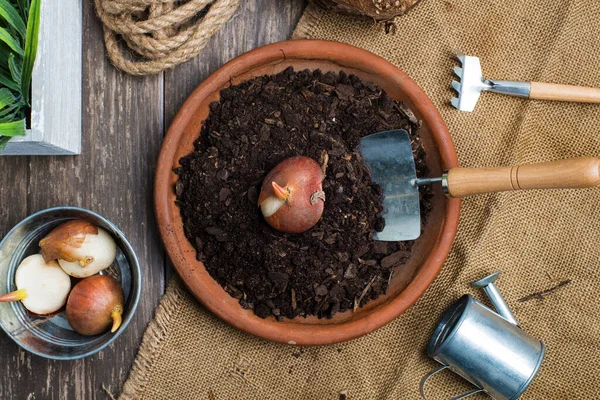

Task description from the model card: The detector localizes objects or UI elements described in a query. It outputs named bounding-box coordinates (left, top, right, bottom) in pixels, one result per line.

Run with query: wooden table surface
left=0, top=1, right=307, bottom=398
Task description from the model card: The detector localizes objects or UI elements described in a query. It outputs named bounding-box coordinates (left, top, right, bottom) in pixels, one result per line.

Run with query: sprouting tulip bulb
left=66, top=275, right=124, bottom=336
left=258, top=156, right=325, bottom=233
left=10, top=255, right=71, bottom=315
left=39, top=219, right=117, bottom=278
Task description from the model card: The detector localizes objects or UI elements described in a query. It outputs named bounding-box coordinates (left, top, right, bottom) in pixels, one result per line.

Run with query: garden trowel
left=359, top=129, right=600, bottom=241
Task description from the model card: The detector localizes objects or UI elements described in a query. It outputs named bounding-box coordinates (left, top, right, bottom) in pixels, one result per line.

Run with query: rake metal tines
left=451, top=52, right=531, bottom=112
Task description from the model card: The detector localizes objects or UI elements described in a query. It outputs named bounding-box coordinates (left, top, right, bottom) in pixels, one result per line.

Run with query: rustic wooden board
left=0, top=1, right=164, bottom=398
left=3, top=0, right=82, bottom=155
left=0, top=0, right=307, bottom=398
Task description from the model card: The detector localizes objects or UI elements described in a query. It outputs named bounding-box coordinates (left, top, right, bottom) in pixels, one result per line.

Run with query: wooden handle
left=446, top=157, right=600, bottom=198
left=529, top=82, right=600, bottom=103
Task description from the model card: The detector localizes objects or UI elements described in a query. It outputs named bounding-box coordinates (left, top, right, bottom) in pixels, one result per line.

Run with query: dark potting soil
left=175, top=67, right=432, bottom=320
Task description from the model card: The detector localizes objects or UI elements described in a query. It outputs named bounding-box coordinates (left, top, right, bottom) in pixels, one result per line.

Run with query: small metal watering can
left=420, top=272, right=545, bottom=400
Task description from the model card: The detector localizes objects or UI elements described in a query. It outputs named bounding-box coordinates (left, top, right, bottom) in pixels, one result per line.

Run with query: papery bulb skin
left=66, top=275, right=124, bottom=336
left=258, top=156, right=325, bottom=233
left=39, top=220, right=117, bottom=278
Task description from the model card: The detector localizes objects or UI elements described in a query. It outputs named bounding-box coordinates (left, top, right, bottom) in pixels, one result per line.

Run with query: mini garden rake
left=451, top=52, right=600, bottom=112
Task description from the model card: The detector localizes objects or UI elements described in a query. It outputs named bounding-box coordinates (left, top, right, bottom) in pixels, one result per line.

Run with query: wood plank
left=0, top=0, right=307, bottom=398
left=163, top=0, right=308, bottom=282
left=0, top=0, right=165, bottom=398
left=0, top=154, right=29, bottom=400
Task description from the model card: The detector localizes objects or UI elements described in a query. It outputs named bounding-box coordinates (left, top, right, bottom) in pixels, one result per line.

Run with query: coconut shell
left=313, top=0, right=422, bottom=21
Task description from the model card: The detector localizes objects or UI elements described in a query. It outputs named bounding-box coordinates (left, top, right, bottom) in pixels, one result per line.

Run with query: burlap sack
left=120, top=1, right=600, bottom=398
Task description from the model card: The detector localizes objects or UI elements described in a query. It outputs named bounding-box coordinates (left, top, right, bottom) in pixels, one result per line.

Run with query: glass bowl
left=0, top=207, right=141, bottom=360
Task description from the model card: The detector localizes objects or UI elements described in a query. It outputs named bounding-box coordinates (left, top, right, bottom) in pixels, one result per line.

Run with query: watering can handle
left=420, top=365, right=485, bottom=400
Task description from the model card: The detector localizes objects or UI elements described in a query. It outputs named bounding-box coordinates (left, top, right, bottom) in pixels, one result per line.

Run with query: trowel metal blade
left=358, top=129, right=421, bottom=241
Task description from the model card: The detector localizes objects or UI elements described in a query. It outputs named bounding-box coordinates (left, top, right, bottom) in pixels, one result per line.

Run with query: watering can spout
left=472, top=271, right=520, bottom=327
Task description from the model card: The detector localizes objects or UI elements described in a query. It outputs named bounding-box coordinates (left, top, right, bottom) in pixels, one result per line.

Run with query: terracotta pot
left=155, top=40, right=460, bottom=346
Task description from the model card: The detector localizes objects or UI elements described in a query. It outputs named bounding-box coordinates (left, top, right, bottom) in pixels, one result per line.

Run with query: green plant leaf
left=0, top=0, right=36, bottom=144
left=0, top=107, right=18, bottom=122
left=8, top=53, right=20, bottom=83
left=0, top=86, right=15, bottom=108
left=0, top=134, right=11, bottom=152
left=15, top=0, right=28, bottom=20
left=0, top=91, right=22, bottom=119
left=0, top=103, right=20, bottom=120
left=0, top=42, right=14, bottom=70
left=0, top=26, right=23, bottom=56
left=0, top=69, right=18, bottom=91
left=21, top=0, right=40, bottom=105
left=0, top=0, right=27, bottom=39
left=0, top=46, right=19, bottom=90
left=0, top=118, right=25, bottom=136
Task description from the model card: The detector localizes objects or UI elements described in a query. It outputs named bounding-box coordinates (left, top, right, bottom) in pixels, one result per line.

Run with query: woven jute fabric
left=120, top=1, right=600, bottom=398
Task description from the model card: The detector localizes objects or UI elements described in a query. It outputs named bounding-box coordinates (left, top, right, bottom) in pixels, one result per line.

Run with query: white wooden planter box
left=2, top=1, right=82, bottom=155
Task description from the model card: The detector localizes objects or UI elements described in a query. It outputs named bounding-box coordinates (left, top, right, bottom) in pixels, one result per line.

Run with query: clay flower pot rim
left=154, top=39, right=460, bottom=346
